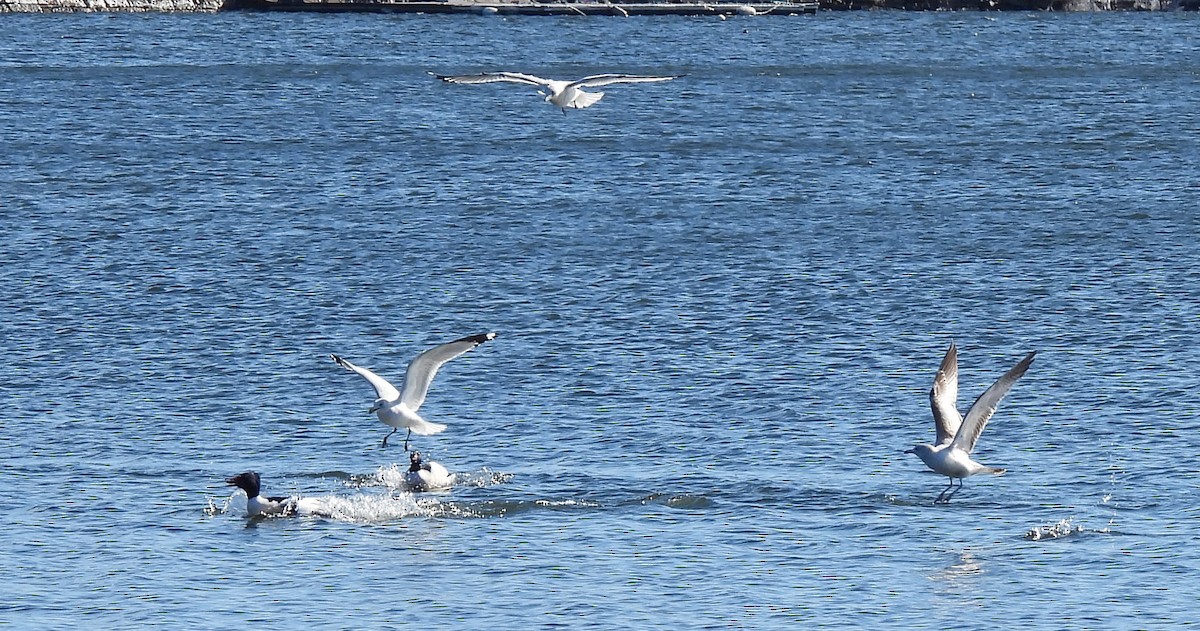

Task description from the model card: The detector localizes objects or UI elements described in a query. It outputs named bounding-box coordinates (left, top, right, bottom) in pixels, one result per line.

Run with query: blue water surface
left=1, top=10, right=1198, bottom=629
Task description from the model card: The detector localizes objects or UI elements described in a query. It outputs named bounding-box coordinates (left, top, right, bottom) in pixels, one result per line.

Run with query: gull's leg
left=935, top=478, right=955, bottom=504
left=381, top=427, right=398, bottom=448
left=403, top=428, right=413, bottom=452
left=944, top=478, right=963, bottom=503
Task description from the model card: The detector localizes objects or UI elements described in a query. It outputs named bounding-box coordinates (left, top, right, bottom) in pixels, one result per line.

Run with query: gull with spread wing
left=906, top=343, right=1037, bottom=504
left=331, top=332, right=496, bottom=450
left=434, top=71, right=680, bottom=112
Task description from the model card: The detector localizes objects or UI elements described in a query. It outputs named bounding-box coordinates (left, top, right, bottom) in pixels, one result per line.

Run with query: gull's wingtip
left=445, top=331, right=499, bottom=347
left=1015, top=350, right=1037, bottom=372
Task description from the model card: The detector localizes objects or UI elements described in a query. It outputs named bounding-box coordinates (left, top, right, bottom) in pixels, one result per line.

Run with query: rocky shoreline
left=822, top=0, right=1178, bottom=8
left=1, top=0, right=223, bottom=10
left=0, top=0, right=1192, bottom=14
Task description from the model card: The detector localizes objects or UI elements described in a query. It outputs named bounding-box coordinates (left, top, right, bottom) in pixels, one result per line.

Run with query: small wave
left=626, top=493, right=715, bottom=510
left=440, top=498, right=603, bottom=518
left=303, top=470, right=355, bottom=482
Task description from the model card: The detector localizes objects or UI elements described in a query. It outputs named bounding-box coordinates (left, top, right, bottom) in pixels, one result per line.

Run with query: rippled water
left=2, top=10, right=1198, bottom=628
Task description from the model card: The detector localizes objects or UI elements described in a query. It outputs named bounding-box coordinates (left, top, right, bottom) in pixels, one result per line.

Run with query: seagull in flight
left=906, top=343, right=1036, bottom=504
left=434, top=72, right=680, bottom=113
left=331, top=332, right=496, bottom=450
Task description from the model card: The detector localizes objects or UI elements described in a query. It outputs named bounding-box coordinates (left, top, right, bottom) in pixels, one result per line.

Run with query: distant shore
left=0, top=0, right=1192, bottom=13
left=229, top=0, right=818, bottom=15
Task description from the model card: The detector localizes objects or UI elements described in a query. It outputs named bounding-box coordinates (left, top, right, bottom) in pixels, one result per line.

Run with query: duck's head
left=226, top=471, right=262, bottom=497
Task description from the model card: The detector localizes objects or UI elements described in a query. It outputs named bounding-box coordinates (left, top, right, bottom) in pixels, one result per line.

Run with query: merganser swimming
left=404, top=451, right=455, bottom=492
left=226, top=471, right=297, bottom=518
left=906, top=343, right=1037, bottom=504
left=331, top=332, right=497, bottom=450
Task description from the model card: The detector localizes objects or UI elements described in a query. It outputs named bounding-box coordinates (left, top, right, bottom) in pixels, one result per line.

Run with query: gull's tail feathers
left=570, top=90, right=605, bottom=109
left=409, top=418, right=448, bottom=436
left=984, top=467, right=1007, bottom=475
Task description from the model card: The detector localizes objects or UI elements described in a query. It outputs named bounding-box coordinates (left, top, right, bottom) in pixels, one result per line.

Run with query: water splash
left=445, top=497, right=602, bottom=518
left=295, top=493, right=441, bottom=523
left=350, top=463, right=512, bottom=491
left=367, top=463, right=455, bottom=491
left=204, top=494, right=232, bottom=517
left=455, top=467, right=515, bottom=488
left=1024, top=518, right=1086, bottom=541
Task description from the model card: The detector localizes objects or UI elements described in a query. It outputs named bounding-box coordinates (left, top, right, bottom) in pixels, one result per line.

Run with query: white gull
left=906, top=343, right=1036, bottom=504
left=434, top=71, right=680, bottom=112
left=331, top=332, right=496, bottom=450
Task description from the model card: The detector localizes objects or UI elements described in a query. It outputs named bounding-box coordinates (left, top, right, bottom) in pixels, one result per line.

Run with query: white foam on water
left=296, top=492, right=443, bottom=523
left=455, top=467, right=515, bottom=488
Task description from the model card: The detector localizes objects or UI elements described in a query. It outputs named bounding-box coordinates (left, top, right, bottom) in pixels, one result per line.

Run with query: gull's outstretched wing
left=950, top=351, right=1037, bottom=454
left=436, top=72, right=551, bottom=88
left=570, top=74, right=679, bottom=88
left=401, top=332, right=497, bottom=411
left=331, top=354, right=400, bottom=402
left=930, top=342, right=961, bottom=445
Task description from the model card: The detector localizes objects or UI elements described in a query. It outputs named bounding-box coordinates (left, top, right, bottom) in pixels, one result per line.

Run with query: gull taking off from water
left=433, top=72, right=680, bottom=112
left=906, top=343, right=1037, bottom=504
left=331, top=332, right=497, bottom=450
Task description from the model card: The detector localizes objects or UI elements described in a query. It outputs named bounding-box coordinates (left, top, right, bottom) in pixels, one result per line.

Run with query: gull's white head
left=368, top=399, right=388, bottom=415
left=905, top=444, right=938, bottom=467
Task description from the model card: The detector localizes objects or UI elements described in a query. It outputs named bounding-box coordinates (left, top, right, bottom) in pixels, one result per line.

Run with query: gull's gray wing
left=436, top=72, right=551, bottom=88
left=400, top=332, right=497, bottom=411
left=950, top=351, right=1037, bottom=454
left=569, top=74, right=679, bottom=89
left=930, top=342, right=961, bottom=445
left=331, top=354, right=400, bottom=402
